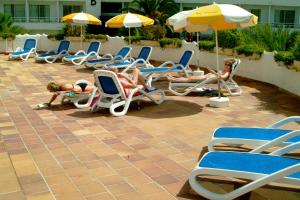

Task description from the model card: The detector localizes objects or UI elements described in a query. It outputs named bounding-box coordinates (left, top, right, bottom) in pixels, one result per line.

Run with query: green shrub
left=274, top=51, right=295, bottom=65
left=235, top=44, right=264, bottom=57
left=47, top=32, right=64, bottom=41
left=63, top=24, right=82, bottom=37
left=124, top=36, right=145, bottom=43
left=158, top=38, right=182, bottom=48
left=198, top=40, right=215, bottom=51
left=0, top=32, right=15, bottom=39
left=84, top=34, right=107, bottom=41
left=216, top=30, right=239, bottom=49
left=293, top=35, right=300, bottom=61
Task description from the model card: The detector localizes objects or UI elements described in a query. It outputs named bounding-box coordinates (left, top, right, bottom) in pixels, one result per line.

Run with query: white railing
left=28, top=17, right=59, bottom=23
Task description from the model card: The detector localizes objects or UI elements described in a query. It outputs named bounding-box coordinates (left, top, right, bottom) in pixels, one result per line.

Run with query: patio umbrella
left=105, top=12, right=154, bottom=45
left=62, top=12, right=101, bottom=48
left=168, top=3, right=257, bottom=103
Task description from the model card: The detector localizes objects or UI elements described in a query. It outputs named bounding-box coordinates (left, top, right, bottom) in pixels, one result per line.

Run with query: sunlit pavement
left=0, top=55, right=300, bottom=200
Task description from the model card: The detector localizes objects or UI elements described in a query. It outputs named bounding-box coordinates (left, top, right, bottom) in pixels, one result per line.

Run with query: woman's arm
left=48, top=92, right=60, bottom=105
left=118, top=73, right=137, bottom=88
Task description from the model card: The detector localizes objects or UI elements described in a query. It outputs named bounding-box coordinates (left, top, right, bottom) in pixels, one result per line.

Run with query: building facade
left=0, top=0, right=299, bottom=33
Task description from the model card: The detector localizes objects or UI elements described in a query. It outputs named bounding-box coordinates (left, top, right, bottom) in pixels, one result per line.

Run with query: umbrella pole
left=129, top=27, right=131, bottom=57
left=215, top=30, right=221, bottom=98
left=81, top=24, right=83, bottom=49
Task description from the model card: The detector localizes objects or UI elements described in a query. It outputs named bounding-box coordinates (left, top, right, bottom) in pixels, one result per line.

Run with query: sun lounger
left=139, top=50, right=194, bottom=81
left=85, top=46, right=132, bottom=69
left=9, top=38, right=37, bottom=61
left=168, top=59, right=241, bottom=96
left=91, top=70, right=165, bottom=116
left=35, top=40, right=70, bottom=63
left=208, top=116, right=300, bottom=153
left=105, top=46, right=152, bottom=72
left=63, top=41, right=100, bottom=65
left=189, top=143, right=300, bottom=200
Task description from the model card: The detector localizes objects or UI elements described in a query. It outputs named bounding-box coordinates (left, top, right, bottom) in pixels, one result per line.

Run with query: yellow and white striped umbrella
left=105, top=12, right=154, bottom=28
left=169, top=3, right=257, bottom=32
left=62, top=12, right=101, bottom=25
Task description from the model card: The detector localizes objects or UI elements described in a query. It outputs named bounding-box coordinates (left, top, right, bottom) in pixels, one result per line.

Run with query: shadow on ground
left=67, top=99, right=203, bottom=119
left=236, top=77, right=300, bottom=116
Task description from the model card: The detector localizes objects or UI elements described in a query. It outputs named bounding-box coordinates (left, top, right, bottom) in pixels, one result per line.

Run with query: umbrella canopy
left=62, top=12, right=101, bottom=25
left=105, top=12, right=154, bottom=28
left=170, top=3, right=257, bottom=32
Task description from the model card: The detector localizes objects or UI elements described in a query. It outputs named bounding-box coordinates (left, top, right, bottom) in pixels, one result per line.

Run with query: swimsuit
left=77, top=83, right=88, bottom=91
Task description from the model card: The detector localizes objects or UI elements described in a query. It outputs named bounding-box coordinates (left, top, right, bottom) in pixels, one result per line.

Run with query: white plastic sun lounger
left=208, top=116, right=300, bottom=153
left=189, top=143, right=300, bottom=200
left=9, top=38, right=37, bottom=61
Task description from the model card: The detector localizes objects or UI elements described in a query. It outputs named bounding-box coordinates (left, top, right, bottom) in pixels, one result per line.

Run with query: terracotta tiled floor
left=0, top=56, right=300, bottom=200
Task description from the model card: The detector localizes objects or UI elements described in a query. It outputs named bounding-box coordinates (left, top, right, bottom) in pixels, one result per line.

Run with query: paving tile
left=106, top=181, right=135, bottom=195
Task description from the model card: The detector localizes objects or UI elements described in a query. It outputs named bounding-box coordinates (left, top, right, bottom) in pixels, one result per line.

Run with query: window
left=101, top=2, right=122, bottom=14
left=275, top=10, right=295, bottom=27
left=250, top=9, right=261, bottom=22
left=29, top=5, right=50, bottom=22
left=4, top=4, right=26, bottom=22
left=63, top=5, right=82, bottom=16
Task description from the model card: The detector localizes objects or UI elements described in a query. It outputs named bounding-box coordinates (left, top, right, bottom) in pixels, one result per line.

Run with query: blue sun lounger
left=85, top=46, right=132, bottom=69
left=9, top=38, right=37, bottom=61
left=139, top=50, right=194, bottom=81
left=105, top=46, right=152, bottom=72
left=208, top=116, right=300, bottom=153
left=189, top=145, right=300, bottom=200
left=63, top=41, right=100, bottom=65
left=35, top=40, right=70, bottom=63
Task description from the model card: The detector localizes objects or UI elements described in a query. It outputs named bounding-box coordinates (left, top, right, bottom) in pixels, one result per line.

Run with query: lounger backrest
left=229, top=59, right=241, bottom=79
left=87, top=41, right=100, bottom=54
left=137, top=46, right=152, bottom=62
left=23, top=39, right=36, bottom=52
left=115, top=46, right=131, bottom=61
left=94, top=70, right=126, bottom=99
left=57, top=40, right=70, bottom=53
left=178, top=50, right=193, bottom=67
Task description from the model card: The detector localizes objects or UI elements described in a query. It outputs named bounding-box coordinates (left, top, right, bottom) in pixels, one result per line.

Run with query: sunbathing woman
left=108, top=67, right=154, bottom=93
left=168, top=58, right=235, bottom=83
left=45, top=81, right=94, bottom=106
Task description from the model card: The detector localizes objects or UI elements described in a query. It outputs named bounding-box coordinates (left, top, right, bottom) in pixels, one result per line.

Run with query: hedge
left=274, top=51, right=295, bottom=65
left=158, top=38, right=182, bottom=48
left=198, top=40, right=215, bottom=51
left=235, top=44, right=264, bottom=57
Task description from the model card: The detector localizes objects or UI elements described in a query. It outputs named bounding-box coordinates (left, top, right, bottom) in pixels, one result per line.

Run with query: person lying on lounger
left=44, top=81, right=94, bottom=107
left=108, top=67, right=155, bottom=93
left=168, top=58, right=235, bottom=83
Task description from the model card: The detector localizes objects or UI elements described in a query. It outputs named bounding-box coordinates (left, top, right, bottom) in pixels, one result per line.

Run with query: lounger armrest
left=15, top=47, right=23, bottom=52
left=267, top=116, right=300, bottom=128
left=271, top=142, right=300, bottom=156
left=114, top=55, right=125, bottom=62
left=102, top=53, right=113, bottom=59
left=158, top=61, right=176, bottom=68
left=86, top=51, right=98, bottom=57
left=251, top=130, right=300, bottom=153
left=122, top=58, right=148, bottom=73
left=75, top=50, right=86, bottom=56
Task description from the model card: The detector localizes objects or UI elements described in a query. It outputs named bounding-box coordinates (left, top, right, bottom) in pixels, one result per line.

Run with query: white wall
left=2, top=36, right=300, bottom=97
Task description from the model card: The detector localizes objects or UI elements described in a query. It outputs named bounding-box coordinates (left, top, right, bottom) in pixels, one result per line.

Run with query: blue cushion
left=64, top=55, right=86, bottom=60
left=23, top=39, right=36, bottom=51
left=140, top=65, right=182, bottom=73
left=98, top=76, right=119, bottom=95
left=200, top=152, right=300, bottom=179
left=37, top=52, right=58, bottom=58
left=57, top=40, right=70, bottom=53
left=12, top=51, right=29, bottom=56
left=213, top=127, right=300, bottom=143
left=87, top=58, right=112, bottom=64
left=138, top=47, right=151, bottom=60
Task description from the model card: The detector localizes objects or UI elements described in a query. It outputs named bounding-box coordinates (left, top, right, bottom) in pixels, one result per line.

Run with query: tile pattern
left=0, top=56, right=300, bottom=200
